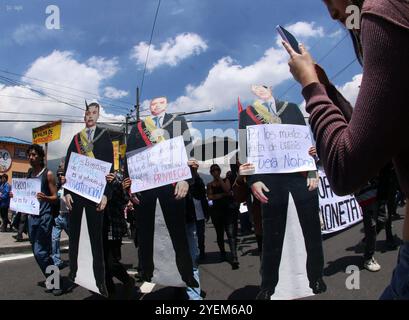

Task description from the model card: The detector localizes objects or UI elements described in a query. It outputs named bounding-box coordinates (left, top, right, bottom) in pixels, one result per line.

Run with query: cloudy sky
left=0, top=0, right=363, bottom=160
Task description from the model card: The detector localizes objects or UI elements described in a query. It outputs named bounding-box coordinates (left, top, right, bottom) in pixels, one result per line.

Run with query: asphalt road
left=0, top=207, right=405, bottom=300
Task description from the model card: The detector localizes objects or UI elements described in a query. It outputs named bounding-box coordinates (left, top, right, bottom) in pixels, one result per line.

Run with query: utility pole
left=136, top=87, right=140, bottom=122
left=124, top=113, right=129, bottom=145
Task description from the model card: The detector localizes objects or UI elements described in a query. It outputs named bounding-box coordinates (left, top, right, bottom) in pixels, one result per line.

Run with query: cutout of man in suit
left=64, top=100, right=113, bottom=296
left=123, top=96, right=198, bottom=288
left=239, top=85, right=326, bottom=300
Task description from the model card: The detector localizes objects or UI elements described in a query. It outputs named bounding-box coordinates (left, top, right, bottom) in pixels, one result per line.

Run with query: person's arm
left=302, top=15, right=409, bottom=195
left=37, top=171, right=57, bottom=203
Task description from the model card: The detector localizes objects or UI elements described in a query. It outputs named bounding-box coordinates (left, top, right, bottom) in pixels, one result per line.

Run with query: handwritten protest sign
left=246, top=124, right=316, bottom=174
left=65, top=153, right=112, bottom=204
left=318, top=169, right=363, bottom=234
left=10, top=178, right=41, bottom=215
left=127, top=136, right=192, bottom=193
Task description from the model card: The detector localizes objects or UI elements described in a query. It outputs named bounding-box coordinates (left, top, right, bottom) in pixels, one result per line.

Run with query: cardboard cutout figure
left=125, top=97, right=198, bottom=288
left=64, top=101, right=113, bottom=296
left=239, top=85, right=326, bottom=300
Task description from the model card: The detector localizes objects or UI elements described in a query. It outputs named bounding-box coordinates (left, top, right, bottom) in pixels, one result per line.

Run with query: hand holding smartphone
left=276, top=25, right=301, bottom=54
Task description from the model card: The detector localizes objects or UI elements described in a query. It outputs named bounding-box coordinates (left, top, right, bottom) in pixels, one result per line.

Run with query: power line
left=139, top=0, right=162, bottom=100
left=0, top=69, right=134, bottom=107
left=0, top=74, right=130, bottom=112
left=0, top=110, right=84, bottom=118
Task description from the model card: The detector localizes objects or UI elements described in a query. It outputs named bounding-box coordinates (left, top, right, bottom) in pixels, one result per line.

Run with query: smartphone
left=276, top=25, right=301, bottom=54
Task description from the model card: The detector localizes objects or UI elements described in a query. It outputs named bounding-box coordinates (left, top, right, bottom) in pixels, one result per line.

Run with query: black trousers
left=195, top=219, right=206, bottom=255
left=211, top=206, right=238, bottom=260
left=103, top=239, right=130, bottom=292
left=68, top=195, right=105, bottom=288
left=362, top=201, right=378, bottom=260
left=0, top=207, right=10, bottom=230
left=259, top=173, right=324, bottom=291
left=137, top=185, right=198, bottom=288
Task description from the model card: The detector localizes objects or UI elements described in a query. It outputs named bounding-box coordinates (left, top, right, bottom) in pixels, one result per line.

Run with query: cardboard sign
left=32, top=120, right=62, bottom=144
left=246, top=124, right=316, bottom=174
left=10, top=178, right=41, bottom=215
left=318, top=169, right=363, bottom=234
left=65, top=153, right=112, bottom=203
left=127, top=136, right=192, bottom=193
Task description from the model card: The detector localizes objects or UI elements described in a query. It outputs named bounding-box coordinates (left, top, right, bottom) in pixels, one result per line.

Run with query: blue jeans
left=27, top=213, right=54, bottom=276
left=186, top=222, right=202, bottom=300
left=380, top=242, right=409, bottom=300
left=51, top=214, right=69, bottom=266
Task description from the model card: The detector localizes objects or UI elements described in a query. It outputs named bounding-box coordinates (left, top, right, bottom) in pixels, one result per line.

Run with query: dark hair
left=210, top=164, right=221, bottom=173
left=26, top=144, right=45, bottom=166
left=85, top=100, right=100, bottom=111
left=348, top=0, right=365, bottom=66
left=1, top=174, right=7, bottom=180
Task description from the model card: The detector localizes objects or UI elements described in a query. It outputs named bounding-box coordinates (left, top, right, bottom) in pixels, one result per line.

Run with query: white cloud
left=1, top=51, right=124, bottom=160
left=338, top=74, right=362, bottom=107
left=104, top=86, right=129, bottom=99
left=12, top=24, right=56, bottom=45
left=286, top=22, right=324, bottom=39
left=130, top=32, right=208, bottom=72
left=168, top=21, right=324, bottom=114
left=86, top=56, right=120, bottom=79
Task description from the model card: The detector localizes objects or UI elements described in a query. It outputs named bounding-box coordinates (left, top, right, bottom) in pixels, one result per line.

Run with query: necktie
left=87, top=129, right=93, bottom=141
left=154, top=116, right=162, bottom=128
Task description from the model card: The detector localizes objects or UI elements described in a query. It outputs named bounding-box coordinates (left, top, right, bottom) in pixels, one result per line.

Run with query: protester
left=207, top=164, right=239, bottom=270
left=51, top=166, right=69, bottom=269
left=187, top=161, right=210, bottom=260
left=104, top=172, right=135, bottom=299
left=0, top=174, right=11, bottom=232
left=10, top=144, right=61, bottom=295
left=283, top=0, right=409, bottom=299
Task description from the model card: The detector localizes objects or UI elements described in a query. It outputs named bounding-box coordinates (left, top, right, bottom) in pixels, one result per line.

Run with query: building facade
left=0, top=137, right=31, bottom=183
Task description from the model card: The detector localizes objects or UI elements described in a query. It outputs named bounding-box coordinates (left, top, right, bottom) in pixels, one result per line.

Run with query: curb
left=0, top=239, right=69, bottom=256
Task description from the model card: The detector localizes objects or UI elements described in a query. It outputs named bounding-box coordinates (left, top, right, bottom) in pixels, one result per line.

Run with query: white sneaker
left=364, top=257, right=381, bottom=272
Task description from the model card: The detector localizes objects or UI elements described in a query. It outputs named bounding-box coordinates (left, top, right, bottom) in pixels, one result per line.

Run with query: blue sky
left=0, top=0, right=363, bottom=159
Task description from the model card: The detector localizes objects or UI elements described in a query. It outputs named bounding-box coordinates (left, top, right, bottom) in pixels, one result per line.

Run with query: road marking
left=0, top=253, right=34, bottom=263
left=140, top=282, right=155, bottom=293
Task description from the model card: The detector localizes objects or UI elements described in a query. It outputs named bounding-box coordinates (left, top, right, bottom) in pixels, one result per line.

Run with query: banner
left=318, top=169, right=363, bottom=234
left=64, top=152, right=112, bottom=204
left=32, top=120, right=62, bottom=144
left=246, top=124, right=316, bottom=174
left=10, top=178, right=41, bottom=215
left=112, top=141, right=119, bottom=171
left=120, top=144, right=127, bottom=158
left=127, top=136, right=192, bottom=193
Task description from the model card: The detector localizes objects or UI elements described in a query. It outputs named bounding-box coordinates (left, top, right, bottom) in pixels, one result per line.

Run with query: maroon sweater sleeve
left=302, top=15, right=409, bottom=196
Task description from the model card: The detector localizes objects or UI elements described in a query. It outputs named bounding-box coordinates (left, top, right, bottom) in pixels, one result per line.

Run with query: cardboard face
left=150, top=97, right=167, bottom=116
left=84, top=105, right=100, bottom=128
left=251, top=85, right=273, bottom=102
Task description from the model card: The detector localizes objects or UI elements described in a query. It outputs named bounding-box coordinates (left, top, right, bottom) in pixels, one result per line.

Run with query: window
left=14, top=147, right=28, bottom=160
left=12, top=171, right=27, bottom=179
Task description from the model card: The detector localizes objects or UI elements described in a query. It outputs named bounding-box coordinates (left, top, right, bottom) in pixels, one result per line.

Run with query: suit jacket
left=125, top=113, right=192, bottom=181
left=239, top=99, right=316, bottom=186
left=64, top=126, right=114, bottom=201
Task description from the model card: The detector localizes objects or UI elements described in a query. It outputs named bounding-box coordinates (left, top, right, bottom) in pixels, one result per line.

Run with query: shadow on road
left=227, top=285, right=259, bottom=300
left=324, top=255, right=364, bottom=276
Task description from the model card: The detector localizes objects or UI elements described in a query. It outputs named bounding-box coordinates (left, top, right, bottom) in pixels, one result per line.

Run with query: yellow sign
left=32, top=120, right=62, bottom=144
left=120, top=144, right=127, bottom=158
left=112, top=141, right=120, bottom=171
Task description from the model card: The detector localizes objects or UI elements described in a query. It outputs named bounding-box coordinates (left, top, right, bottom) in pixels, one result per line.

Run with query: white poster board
left=10, top=178, right=41, bottom=216
left=127, top=136, right=192, bottom=193
left=246, top=124, right=316, bottom=174
left=64, top=153, right=112, bottom=204
left=318, top=169, right=363, bottom=234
